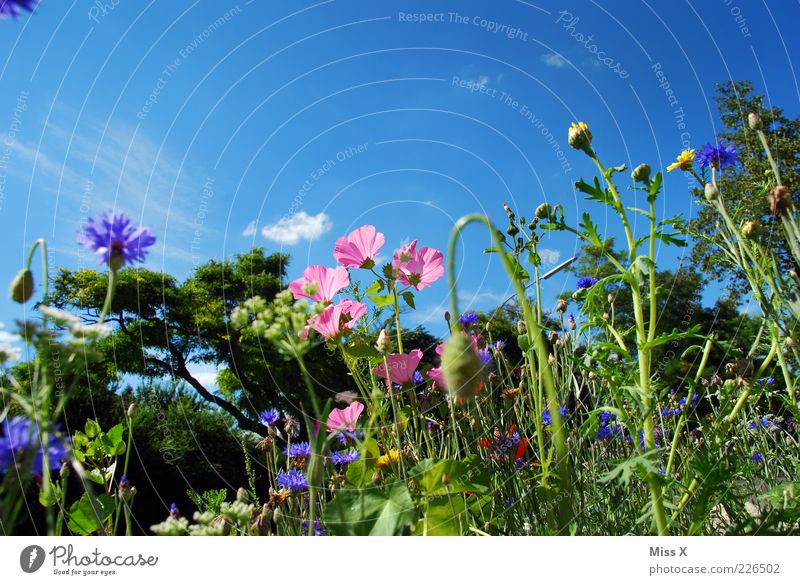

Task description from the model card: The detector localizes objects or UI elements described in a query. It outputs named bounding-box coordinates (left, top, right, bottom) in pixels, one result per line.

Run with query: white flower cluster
left=231, top=291, right=315, bottom=355
left=38, top=305, right=111, bottom=341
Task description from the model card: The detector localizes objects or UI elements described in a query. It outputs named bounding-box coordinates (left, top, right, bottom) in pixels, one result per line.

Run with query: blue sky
left=1, top=0, right=799, bottom=374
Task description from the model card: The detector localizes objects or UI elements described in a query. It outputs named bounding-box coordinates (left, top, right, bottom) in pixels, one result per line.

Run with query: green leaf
left=517, top=334, right=531, bottom=352
left=648, top=171, right=663, bottom=202
left=342, top=342, right=380, bottom=359
left=579, top=212, right=603, bottom=248
left=639, top=325, right=702, bottom=351
left=600, top=452, right=661, bottom=487
left=345, top=460, right=370, bottom=488
left=364, top=280, right=383, bottom=295
left=410, top=456, right=490, bottom=496
left=67, top=493, right=115, bottom=536
left=368, top=293, right=394, bottom=307
left=322, top=483, right=415, bottom=536
left=420, top=495, right=467, bottom=536
left=401, top=291, right=416, bottom=310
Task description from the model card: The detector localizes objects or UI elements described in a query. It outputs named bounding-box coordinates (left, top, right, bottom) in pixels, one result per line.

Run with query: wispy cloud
left=458, top=289, right=506, bottom=307
left=541, top=52, right=568, bottom=68
left=242, top=220, right=257, bottom=237
left=261, top=211, right=332, bottom=245
left=539, top=248, right=561, bottom=266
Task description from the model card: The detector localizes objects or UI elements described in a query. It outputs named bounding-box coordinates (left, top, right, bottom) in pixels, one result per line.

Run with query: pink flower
left=426, top=367, right=447, bottom=389
left=392, top=241, right=444, bottom=290
left=334, top=225, right=384, bottom=269
left=306, top=298, right=366, bottom=339
left=288, top=265, right=349, bottom=303
left=326, top=401, right=364, bottom=432
left=373, top=349, right=424, bottom=385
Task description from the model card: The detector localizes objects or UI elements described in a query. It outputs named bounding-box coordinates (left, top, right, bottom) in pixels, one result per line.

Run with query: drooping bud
left=126, top=403, right=138, bottom=418
left=768, top=185, right=792, bottom=215
left=741, top=220, right=761, bottom=239
left=441, top=333, right=484, bottom=402
left=631, top=163, right=651, bottom=183
left=444, top=311, right=451, bottom=323
left=568, top=121, right=593, bottom=155
left=10, top=269, right=34, bottom=304
left=748, top=112, right=763, bottom=130
left=375, top=328, right=392, bottom=354
left=704, top=183, right=718, bottom=202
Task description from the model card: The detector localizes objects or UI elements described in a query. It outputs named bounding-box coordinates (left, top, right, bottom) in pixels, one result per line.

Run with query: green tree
left=689, top=80, right=800, bottom=297
left=48, top=248, right=354, bottom=436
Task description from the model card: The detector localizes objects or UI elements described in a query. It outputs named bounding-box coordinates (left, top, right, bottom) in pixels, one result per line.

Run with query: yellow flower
left=568, top=121, right=593, bottom=154
left=666, top=149, right=695, bottom=172
left=376, top=449, right=399, bottom=470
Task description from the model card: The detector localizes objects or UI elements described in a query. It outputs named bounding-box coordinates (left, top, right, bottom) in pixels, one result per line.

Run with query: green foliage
left=322, top=483, right=415, bottom=536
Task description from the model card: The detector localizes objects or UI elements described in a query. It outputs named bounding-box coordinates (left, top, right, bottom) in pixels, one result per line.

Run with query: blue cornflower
left=458, top=312, right=479, bottom=326
left=748, top=421, right=757, bottom=430
left=260, top=408, right=281, bottom=427
left=0, top=417, right=68, bottom=476
left=336, top=430, right=364, bottom=446
left=77, top=211, right=156, bottom=269
left=542, top=410, right=552, bottom=426
left=276, top=468, right=308, bottom=491
left=596, top=424, right=623, bottom=441
left=330, top=449, right=360, bottom=467
left=757, top=376, right=775, bottom=386
left=599, top=411, right=616, bottom=425
left=576, top=276, right=599, bottom=290
left=477, top=348, right=493, bottom=366
left=0, top=0, right=39, bottom=18
left=412, top=370, right=425, bottom=385
left=494, top=340, right=506, bottom=352
left=559, top=405, right=569, bottom=417
left=751, top=453, right=764, bottom=463
left=302, top=519, right=327, bottom=536
left=284, top=441, right=311, bottom=459
left=696, top=142, right=738, bottom=170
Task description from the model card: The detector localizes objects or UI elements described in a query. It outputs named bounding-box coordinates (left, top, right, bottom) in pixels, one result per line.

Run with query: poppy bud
left=10, top=269, right=34, bottom=304
left=126, top=403, right=137, bottom=418
left=442, top=334, right=484, bottom=402
left=768, top=185, right=792, bottom=215
left=631, top=163, right=651, bottom=183
left=375, top=329, right=392, bottom=354
left=748, top=112, right=763, bottom=130
left=704, top=183, right=718, bottom=202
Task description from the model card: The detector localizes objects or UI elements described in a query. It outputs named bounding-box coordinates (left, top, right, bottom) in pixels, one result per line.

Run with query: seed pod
left=9, top=269, right=34, bottom=304
left=556, top=298, right=568, bottom=313
left=741, top=220, right=761, bottom=239
left=768, top=185, right=792, bottom=215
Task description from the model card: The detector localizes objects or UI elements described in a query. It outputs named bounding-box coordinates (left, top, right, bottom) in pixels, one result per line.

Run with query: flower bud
left=126, top=403, right=138, bottom=418
left=441, top=472, right=450, bottom=485
left=568, top=121, right=593, bottom=155
left=704, top=183, right=718, bottom=202
left=768, top=185, right=792, bottom=215
left=535, top=203, right=552, bottom=220
left=444, top=311, right=451, bottom=323
left=375, top=329, right=392, bottom=354
left=786, top=336, right=794, bottom=348
left=631, top=163, right=651, bottom=183
left=506, top=222, right=519, bottom=237
left=548, top=331, right=558, bottom=343
left=10, top=269, right=34, bottom=304
left=441, top=334, right=484, bottom=402
left=548, top=353, right=556, bottom=365
left=741, top=220, right=761, bottom=239
left=236, top=487, right=250, bottom=503
left=556, top=298, right=568, bottom=313
left=516, top=321, right=526, bottom=334
left=748, top=112, right=763, bottom=130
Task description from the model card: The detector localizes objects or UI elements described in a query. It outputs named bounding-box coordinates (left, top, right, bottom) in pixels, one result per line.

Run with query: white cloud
left=541, top=53, right=568, bottom=68
left=261, top=211, right=332, bottom=245
left=188, top=363, right=220, bottom=390
left=458, top=290, right=506, bottom=306
left=538, top=248, right=561, bottom=266
left=242, top=220, right=257, bottom=237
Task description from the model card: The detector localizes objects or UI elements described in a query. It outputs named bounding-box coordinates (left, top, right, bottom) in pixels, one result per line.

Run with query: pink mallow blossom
left=288, top=265, right=349, bottom=304
left=306, top=299, right=366, bottom=339
left=334, top=225, right=384, bottom=269
left=373, top=349, right=423, bottom=385
left=392, top=240, right=444, bottom=290
left=326, top=401, right=364, bottom=432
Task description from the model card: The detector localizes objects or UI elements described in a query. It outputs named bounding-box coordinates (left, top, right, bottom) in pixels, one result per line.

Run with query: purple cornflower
left=336, top=429, right=364, bottom=446
left=477, top=348, right=493, bottom=366
left=576, top=276, right=598, bottom=290
left=259, top=408, right=281, bottom=427
left=276, top=468, right=308, bottom=491
left=329, top=449, right=360, bottom=467
left=559, top=405, right=569, bottom=418
left=757, top=376, right=775, bottom=386
left=302, top=519, right=327, bottom=536
left=412, top=370, right=425, bottom=385
left=751, top=453, right=764, bottom=463
left=493, top=340, right=506, bottom=352
left=0, top=0, right=39, bottom=18
left=284, top=441, right=311, bottom=459
left=458, top=312, right=479, bottom=326
left=0, top=417, right=68, bottom=476
left=542, top=410, right=552, bottom=426
left=596, top=424, right=624, bottom=441
left=78, top=211, right=156, bottom=269
left=696, top=142, right=738, bottom=170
